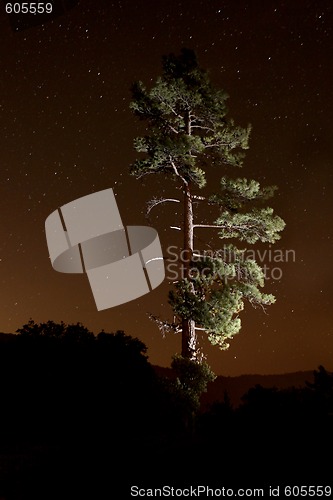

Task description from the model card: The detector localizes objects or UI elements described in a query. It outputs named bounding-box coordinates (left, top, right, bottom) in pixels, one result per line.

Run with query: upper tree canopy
left=130, top=48, right=251, bottom=187
left=130, top=49, right=285, bottom=355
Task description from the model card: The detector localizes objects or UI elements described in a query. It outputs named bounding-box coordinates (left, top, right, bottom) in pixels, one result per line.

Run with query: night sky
left=0, top=0, right=332, bottom=376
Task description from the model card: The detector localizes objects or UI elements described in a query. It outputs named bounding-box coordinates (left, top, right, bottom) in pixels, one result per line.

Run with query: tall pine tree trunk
left=181, top=182, right=197, bottom=360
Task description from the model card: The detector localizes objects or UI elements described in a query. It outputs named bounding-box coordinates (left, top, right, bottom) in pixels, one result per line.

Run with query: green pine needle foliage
left=170, top=354, right=216, bottom=412
left=130, top=48, right=251, bottom=187
left=168, top=245, right=277, bottom=350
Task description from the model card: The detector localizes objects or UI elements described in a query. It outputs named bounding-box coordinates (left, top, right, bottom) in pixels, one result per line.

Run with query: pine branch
left=146, top=197, right=180, bottom=216
left=192, top=195, right=206, bottom=201
left=193, top=224, right=222, bottom=229
left=170, top=157, right=188, bottom=185
left=191, top=125, right=216, bottom=133
left=154, top=92, right=184, bottom=123
left=134, top=169, right=159, bottom=180
left=203, top=141, right=231, bottom=149
left=148, top=314, right=181, bottom=336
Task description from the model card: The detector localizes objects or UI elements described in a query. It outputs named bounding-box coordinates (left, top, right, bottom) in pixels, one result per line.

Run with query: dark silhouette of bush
left=0, top=320, right=207, bottom=498
left=0, top=320, right=164, bottom=448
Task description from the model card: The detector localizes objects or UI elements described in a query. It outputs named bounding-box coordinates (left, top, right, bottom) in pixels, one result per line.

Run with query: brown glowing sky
left=0, top=0, right=332, bottom=375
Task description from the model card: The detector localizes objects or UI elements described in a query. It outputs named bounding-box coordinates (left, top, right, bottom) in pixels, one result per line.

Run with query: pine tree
left=130, top=49, right=285, bottom=361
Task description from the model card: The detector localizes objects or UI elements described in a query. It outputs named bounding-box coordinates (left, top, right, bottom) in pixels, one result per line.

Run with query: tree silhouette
left=130, top=48, right=285, bottom=360
left=0, top=320, right=161, bottom=447
left=306, top=365, right=333, bottom=415
left=160, top=354, right=216, bottom=433
left=1, top=321, right=195, bottom=498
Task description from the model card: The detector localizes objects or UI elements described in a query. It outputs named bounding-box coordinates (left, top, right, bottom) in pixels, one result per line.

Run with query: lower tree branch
left=146, top=197, right=180, bottom=216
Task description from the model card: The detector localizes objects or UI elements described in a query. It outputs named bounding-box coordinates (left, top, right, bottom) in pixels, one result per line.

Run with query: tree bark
left=181, top=182, right=197, bottom=360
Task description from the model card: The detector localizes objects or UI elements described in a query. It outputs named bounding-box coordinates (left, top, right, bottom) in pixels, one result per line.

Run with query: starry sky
left=0, top=0, right=332, bottom=376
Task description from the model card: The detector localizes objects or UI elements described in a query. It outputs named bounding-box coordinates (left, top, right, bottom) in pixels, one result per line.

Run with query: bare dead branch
left=193, top=224, right=223, bottom=229
left=146, top=197, right=181, bottom=216
left=148, top=314, right=181, bottom=337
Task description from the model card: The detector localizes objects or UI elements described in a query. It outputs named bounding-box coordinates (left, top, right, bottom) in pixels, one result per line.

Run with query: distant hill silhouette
left=154, top=365, right=314, bottom=408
